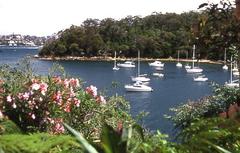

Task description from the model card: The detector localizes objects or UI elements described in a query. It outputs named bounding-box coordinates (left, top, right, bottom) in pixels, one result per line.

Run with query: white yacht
left=222, top=48, right=228, bottom=70
left=125, top=81, right=153, bottom=92
left=193, top=75, right=208, bottom=82
left=152, top=73, right=164, bottom=77
left=131, top=50, right=150, bottom=82
left=176, top=51, right=182, bottom=67
left=225, top=56, right=239, bottom=87
left=113, top=51, right=120, bottom=70
left=186, top=45, right=203, bottom=73
left=117, top=61, right=135, bottom=68
left=149, top=61, right=164, bottom=67
left=185, top=64, right=191, bottom=69
left=233, top=71, right=239, bottom=76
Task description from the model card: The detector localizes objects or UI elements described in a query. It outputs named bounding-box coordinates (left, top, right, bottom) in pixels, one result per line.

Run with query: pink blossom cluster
left=85, top=85, right=106, bottom=104
left=53, top=77, right=80, bottom=89
left=3, top=77, right=81, bottom=134
left=52, top=78, right=81, bottom=113
left=47, top=118, right=65, bottom=134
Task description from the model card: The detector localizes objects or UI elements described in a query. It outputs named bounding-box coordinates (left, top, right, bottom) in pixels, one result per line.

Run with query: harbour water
left=0, top=48, right=233, bottom=136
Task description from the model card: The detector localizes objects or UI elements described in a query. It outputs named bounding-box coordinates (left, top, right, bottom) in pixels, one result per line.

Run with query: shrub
left=0, top=133, right=82, bottom=153
left=0, top=60, right=133, bottom=141
left=167, top=84, right=240, bottom=130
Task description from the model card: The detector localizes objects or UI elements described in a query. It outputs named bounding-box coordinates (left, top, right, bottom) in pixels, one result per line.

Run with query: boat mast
left=192, top=44, right=196, bottom=68
left=224, top=48, right=227, bottom=64
left=114, top=51, right=116, bottom=67
left=138, top=50, right=140, bottom=77
left=178, top=50, right=180, bottom=62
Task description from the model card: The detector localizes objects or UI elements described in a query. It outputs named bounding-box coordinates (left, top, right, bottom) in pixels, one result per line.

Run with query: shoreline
left=34, top=55, right=223, bottom=65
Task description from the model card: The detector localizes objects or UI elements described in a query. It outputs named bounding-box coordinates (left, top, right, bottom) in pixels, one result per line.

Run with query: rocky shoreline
left=34, top=55, right=223, bottom=65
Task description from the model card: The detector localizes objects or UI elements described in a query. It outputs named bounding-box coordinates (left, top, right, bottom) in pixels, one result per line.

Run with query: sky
left=0, top=0, right=221, bottom=36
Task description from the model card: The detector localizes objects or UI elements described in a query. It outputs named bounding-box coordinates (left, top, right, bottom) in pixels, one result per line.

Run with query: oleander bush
left=0, top=59, right=133, bottom=141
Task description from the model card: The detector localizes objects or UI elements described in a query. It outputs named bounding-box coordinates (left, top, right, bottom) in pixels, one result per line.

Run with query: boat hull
left=124, top=85, right=153, bottom=92
left=186, top=68, right=203, bottom=73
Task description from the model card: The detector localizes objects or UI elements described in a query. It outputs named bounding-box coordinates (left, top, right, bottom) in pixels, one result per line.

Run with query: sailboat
left=112, top=51, right=120, bottom=70
left=125, top=81, right=153, bottom=92
left=186, top=45, right=203, bottom=73
left=176, top=50, right=182, bottom=67
left=131, top=50, right=150, bottom=82
left=222, top=48, right=228, bottom=70
left=225, top=56, right=239, bottom=87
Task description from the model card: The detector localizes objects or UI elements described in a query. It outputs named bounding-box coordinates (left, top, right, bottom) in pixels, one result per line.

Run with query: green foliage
left=168, top=84, right=240, bottom=130
left=0, top=133, right=82, bottom=153
left=178, top=118, right=240, bottom=153
left=63, top=123, right=98, bottom=153
left=40, top=12, right=200, bottom=59
left=0, top=118, right=22, bottom=135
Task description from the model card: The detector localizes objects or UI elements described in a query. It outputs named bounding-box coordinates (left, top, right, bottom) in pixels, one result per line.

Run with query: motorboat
left=125, top=81, right=153, bottom=92
left=186, top=67, right=203, bottom=73
left=222, top=48, right=228, bottom=70
left=233, top=71, right=239, bottom=76
left=185, top=64, right=191, bottom=69
left=186, top=45, right=203, bottom=73
left=152, top=73, right=164, bottom=77
left=113, top=51, right=120, bottom=70
left=176, top=50, right=182, bottom=67
left=176, top=62, right=183, bottom=67
left=193, top=75, right=208, bottom=82
left=131, top=50, right=150, bottom=82
left=222, top=65, right=228, bottom=70
left=149, top=61, right=164, bottom=67
left=117, top=61, right=135, bottom=68
left=132, top=76, right=150, bottom=82
left=225, top=56, right=239, bottom=87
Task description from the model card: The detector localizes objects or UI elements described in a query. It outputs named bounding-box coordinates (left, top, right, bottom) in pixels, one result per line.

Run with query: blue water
left=0, top=48, right=233, bottom=136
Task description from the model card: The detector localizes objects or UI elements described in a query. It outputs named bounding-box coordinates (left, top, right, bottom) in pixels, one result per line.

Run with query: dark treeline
left=39, top=2, right=239, bottom=60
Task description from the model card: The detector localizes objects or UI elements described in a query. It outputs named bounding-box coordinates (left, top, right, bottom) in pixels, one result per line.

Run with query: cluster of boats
left=112, top=45, right=239, bottom=92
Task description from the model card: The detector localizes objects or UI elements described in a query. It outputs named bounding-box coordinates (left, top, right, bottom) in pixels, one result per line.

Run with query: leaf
left=63, top=123, right=99, bottom=153
left=132, top=124, right=144, bottom=141
left=101, top=123, right=127, bottom=153
left=198, top=3, right=208, bottom=9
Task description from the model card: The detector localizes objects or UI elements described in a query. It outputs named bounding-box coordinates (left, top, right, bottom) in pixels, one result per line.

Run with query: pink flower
left=22, top=92, right=30, bottom=100
left=7, top=95, right=12, bottom=102
left=69, top=78, right=80, bottom=87
left=85, top=85, right=97, bottom=97
left=64, top=79, right=70, bottom=88
left=12, top=103, right=17, bottom=109
left=31, top=114, right=36, bottom=119
left=96, top=95, right=106, bottom=104
left=31, top=83, right=40, bottom=90
left=40, top=82, right=48, bottom=95
left=74, top=98, right=80, bottom=107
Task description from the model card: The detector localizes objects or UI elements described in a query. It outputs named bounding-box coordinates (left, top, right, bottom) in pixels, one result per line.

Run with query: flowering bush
left=0, top=62, right=132, bottom=140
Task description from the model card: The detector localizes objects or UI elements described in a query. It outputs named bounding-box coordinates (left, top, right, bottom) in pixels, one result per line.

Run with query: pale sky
left=0, top=0, right=220, bottom=36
